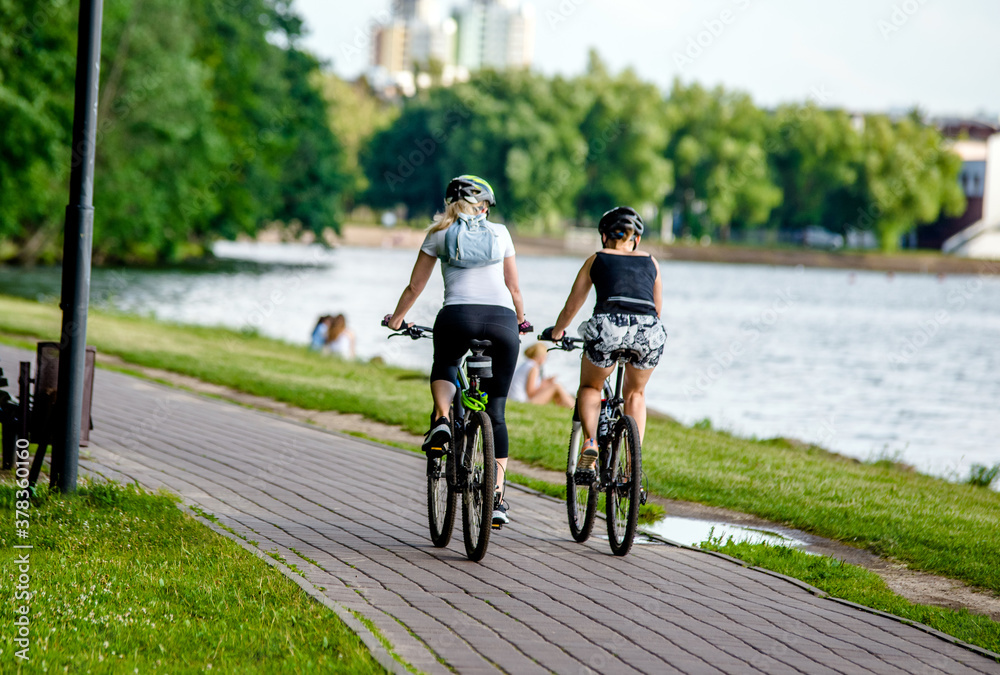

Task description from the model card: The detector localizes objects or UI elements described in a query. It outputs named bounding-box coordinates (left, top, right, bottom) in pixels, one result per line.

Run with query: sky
left=292, top=0, right=1000, bottom=117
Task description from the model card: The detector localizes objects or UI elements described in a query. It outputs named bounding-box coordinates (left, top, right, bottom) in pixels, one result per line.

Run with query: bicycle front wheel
left=461, top=410, right=496, bottom=562
left=566, top=413, right=597, bottom=542
left=427, top=452, right=456, bottom=547
left=606, top=415, right=642, bottom=556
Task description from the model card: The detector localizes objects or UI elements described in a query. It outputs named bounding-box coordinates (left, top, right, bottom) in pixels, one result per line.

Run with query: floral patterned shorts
left=580, top=313, right=667, bottom=370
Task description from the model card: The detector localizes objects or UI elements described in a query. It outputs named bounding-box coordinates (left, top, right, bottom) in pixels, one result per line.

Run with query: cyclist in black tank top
left=590, top=252, right=658, bottom=316
left=542, top=207, right=666, bottom=471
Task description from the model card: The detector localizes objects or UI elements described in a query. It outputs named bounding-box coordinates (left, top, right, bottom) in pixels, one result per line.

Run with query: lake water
left=2, top=241, right=998, bottom=481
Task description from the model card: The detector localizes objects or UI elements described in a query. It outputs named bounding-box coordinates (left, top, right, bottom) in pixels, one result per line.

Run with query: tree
left=94, top=0, right=224, bottom=264
left=664, top=81, right=781, bottom=240
left=362, top=100, right=447, bottom=217
left=320, top=75, right=398, bottom=208
left=0, top=0, right=77, bottom=263
left=574, top=52, right=672, bottom=225
left=0, top=0, right=350, bottom=264
left=766, top=105, right=864, bottom=235
left=854, top=115, right=965, bottom=251
left=362, top=69, right=589, bottom=229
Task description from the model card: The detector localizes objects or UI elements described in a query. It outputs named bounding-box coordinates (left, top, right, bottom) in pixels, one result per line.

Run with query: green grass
left=0, top=480, right=386, bottom=673
left=699, top=536, right=1000, bottom=656
left=1, top=294, right=998, bottom=597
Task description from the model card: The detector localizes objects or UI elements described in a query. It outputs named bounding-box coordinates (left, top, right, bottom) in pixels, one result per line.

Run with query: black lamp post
left=51, top=0, right=104, bottom=492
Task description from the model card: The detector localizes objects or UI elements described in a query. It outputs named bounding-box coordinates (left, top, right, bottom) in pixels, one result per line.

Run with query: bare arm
left=651, top=256, right=662, bottom=318
left=524, top=364, right=541, bottom=397
left=552, top=255, right=596, bottom=339
left=388, top=251, right=436, bottom=329
left=503, top=256, right=526, bottom=325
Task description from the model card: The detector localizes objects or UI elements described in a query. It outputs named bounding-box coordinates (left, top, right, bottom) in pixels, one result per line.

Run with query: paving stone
left=5, top=343, right=996, bottom=675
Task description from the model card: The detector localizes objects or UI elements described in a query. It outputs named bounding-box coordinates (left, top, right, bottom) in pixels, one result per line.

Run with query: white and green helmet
left=445, top=175, right=496, bottom=207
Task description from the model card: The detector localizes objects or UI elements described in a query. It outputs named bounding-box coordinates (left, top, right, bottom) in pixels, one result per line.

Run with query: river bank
left=65, top=349, right=999, bottom=624
left=2, top=294, right=998, bottom=598
left=335, top=223, right=1000, bottom=275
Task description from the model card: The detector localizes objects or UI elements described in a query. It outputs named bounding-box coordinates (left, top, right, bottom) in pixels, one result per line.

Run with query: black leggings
left=431, top=304, right=519, bottom=459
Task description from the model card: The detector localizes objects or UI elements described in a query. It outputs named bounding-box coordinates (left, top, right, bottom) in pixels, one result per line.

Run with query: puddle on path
left=642, top=516, right=809, bottom=550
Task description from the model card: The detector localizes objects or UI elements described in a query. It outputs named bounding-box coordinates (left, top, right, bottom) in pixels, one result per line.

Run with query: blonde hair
left=326, top=314, right=347, bottom=342
left=523, top=343, right=546, bottom=360
left=428, top=200, right=486, bottom=234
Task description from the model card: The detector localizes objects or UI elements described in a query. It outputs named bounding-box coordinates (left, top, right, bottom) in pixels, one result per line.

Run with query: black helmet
left=598, top=206, right=644, bottom=238
left=445, top=175, right=496, bottom=207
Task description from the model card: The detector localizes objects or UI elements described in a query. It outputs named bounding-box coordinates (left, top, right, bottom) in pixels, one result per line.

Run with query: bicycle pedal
left=424, top=446, right=446, bottom=460
left=573, top=469, right=597, bottom=486
left=491, top=522, right=504, bottom=530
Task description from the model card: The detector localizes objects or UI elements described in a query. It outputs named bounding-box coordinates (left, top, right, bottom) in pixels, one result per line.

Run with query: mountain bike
left=542, top=335, right=646, bottom=556
left=385, top=323, right=496, bottom=562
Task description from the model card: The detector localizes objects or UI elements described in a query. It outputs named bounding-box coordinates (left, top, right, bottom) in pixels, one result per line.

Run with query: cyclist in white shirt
left=386, top=175, right=531, bottom=526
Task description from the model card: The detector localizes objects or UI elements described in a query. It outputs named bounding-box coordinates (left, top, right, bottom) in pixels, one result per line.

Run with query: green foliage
left=320, top=75, right=399, bottom=205
left=766, top=104, right=864, bottom=233
left=967, top=463, right=1000, bottom=489
left=0, top=0, right=349, bottom=264
left=575, top=52, right=672, bottom=224
left=361, top=61, right=675, bottom=231
left=855, top=114, right=966, bottom=251
left=358, top=58, right=962, bottom=251
left=0, top=0, right=77, bottom=263
left=5, top=19, right=965, bottom=258
left=664, top=80, right=782, bottom=240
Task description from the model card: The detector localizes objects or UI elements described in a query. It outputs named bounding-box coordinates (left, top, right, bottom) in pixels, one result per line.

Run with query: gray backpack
left=442, top=216, right=504, bottom=268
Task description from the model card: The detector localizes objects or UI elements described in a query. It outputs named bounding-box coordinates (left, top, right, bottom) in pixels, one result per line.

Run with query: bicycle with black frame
left=541, top=334, right=647, bottom=556
left=384, top=321, right=497, bottom=562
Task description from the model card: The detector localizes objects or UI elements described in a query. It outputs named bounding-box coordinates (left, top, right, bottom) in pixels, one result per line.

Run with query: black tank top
left=590, top=252, right=657, bottom=316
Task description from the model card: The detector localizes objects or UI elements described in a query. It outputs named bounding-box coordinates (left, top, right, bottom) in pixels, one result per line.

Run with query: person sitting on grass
left=309, top=315, right=332, bottom=351
left=324, top=314, right=355, bottom=359
left=508, top=343, right=574, bottom=408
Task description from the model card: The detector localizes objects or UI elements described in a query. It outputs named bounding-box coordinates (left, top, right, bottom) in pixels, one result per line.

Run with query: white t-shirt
left=420, top=219, right=516, bottom=309
left=326, top=332, right=352, bottom=359
left=508, top=359, right=535, bottom=402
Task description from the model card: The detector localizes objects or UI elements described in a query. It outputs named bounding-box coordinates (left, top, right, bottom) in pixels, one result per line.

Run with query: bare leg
left=578, top=357, right=615, bottom=441
left=430, top=380, right=456, bottom=421
left=622, top=365, right=655, bottom=440
left=496, top=457, right=507, bottom=494
left=528, top=380, right=559, bottom=405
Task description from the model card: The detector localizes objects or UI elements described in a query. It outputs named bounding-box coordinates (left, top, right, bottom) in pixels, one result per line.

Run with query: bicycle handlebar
left=538, top=331, right=584, bottom=352
left=382, top=316, right=433, bottom=340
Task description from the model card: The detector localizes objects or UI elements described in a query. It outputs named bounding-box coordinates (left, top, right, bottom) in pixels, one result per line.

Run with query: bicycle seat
left=610, top=349, right=642, bottom=364
left=469, top=339, right=492, bottom=352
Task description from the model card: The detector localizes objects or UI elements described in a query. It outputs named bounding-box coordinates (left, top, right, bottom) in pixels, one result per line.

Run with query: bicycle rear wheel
left=606, top=415, right=642, bottom=556
left=566, top=412, right=597, bottom=542
left=462, top=410, right=496, bottom=561
left=427, top=451, right=456, bottom=547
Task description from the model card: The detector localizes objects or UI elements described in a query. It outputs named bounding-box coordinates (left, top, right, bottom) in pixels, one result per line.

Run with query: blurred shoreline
left=336, top=224, right=999, bottom=275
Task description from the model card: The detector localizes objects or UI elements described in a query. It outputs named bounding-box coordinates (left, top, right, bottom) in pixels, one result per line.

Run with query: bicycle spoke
left=607, top=415, right=642, bottom=556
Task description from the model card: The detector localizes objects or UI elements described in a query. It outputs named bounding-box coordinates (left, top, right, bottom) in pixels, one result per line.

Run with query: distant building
left=370, top=0, right=534, bottom=97
left=370, top=0, right=457, bottom=96
left=396, top=0, right=439, bottom=22
left=918, top=118, right=1000, bottom=258
left=454, top=0, right=535, bottom=71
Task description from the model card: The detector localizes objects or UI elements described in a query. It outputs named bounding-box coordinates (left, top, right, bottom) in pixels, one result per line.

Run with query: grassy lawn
left=0, top=479, right=386, bottom=673
left=1, top=294, right=998, bottom=599
left=700, top=536, right=1000, bottom=655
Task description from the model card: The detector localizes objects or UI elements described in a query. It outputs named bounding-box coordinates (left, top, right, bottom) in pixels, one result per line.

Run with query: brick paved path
left=4, top=345, right=998, bottom=674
